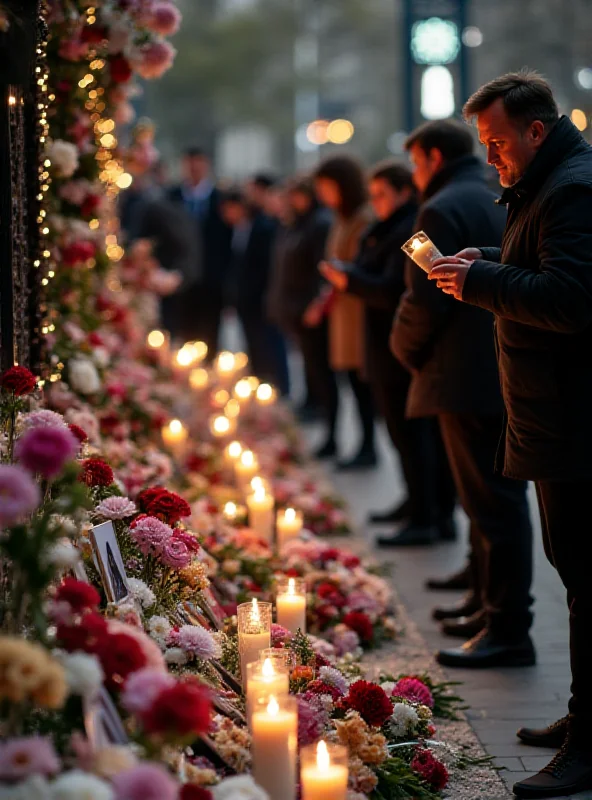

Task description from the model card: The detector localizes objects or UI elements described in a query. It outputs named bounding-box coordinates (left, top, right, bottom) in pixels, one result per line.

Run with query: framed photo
left=89, top=521, right=130, bottom=604
left=84, top=687, right=128, bottom=749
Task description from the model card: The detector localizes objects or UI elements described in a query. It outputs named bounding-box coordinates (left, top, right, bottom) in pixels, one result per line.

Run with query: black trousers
left=439, top=413, right=533, bottom=640
left=536, top=481, right=592, bottom=732
left=239, top=312, right=290, bottom=395
left=372, top=374, right=455, bottom=524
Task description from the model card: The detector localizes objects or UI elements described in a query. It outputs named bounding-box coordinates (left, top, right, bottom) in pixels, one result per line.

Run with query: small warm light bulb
left=288, top=577, right=296, bottom=596
left=262, top=657, right=275, bottom=678
left=285, top=508, right=296, bottom=522
left=147, top=329, right=165, bottom=348
left=176, top=344, right=196, bottom=367
left=228, top=441, right=242, bottom=459
left=317, top=740, right=330, bottom=770
left=235, top=352, right=249, bottom=369
left=267, top=695, right=279, bottom=716
left=247, top=376, right=260, bottom=391
left=192, top=341, right=208, bottom=362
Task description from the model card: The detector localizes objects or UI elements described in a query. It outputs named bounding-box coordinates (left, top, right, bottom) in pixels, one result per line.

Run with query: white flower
left=319, top=666, right=349, bottom=695
left=46, top=139, right=79, bottom=178
left=177, top=625, right=221, bottom=661
left=147, top=615, right=171, bottom=646
left=164, top=647, right=188, bottom=666
left=389, top=702, right=419, bottom=738
left=92, top=347, right=111, bottom=369
left=21, top=409, right=67, bottom=430
left=56, top=652, right=104, bottom=697
left=127, top=578, right=155, bottom=609
left=0, top=775, right=51, bottom=800
left=46, top=541, right=80, bottom=569
left=68, top=358, right=101, bottom=395
left=50, top=770, right=113, bottom=800
left=95, top=496, right=137, bottom=520
left=380, top=681, right=396, bottom=696
left=213, top=775, right=270, bottom=800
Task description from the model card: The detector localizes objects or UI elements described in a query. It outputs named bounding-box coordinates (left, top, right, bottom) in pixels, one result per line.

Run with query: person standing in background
left=267, top=177, right=333, bottom=420
left=168, top=147, right=232, bottom=355
left=320, top=161, right=457, bottom=540
left=306, top=156, right=376, bottom=470
left=246, top=173, right=279, bottom=217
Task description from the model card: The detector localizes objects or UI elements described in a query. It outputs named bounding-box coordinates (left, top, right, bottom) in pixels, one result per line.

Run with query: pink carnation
left=177, top=625, right=220, bottom=661
left=21, top=409, right=67, bottom=430
left=393, top=677, right=434, bottom=709
left=131, top=40, right=176, bottom=79
left=271, top=624, right=293, bottom=646
left=15, top=426, right=78, bottom=479
left=112, top=763, right=178, bottom=800
left=144, top=2, right=182, bottom=35
left=121, top=667, right=175, bottom=714
left=161, top=538, right=191, bottom=569
left=297, top=698, right=326, bottom=746
left=172, top=529, right=200, bottom=553
left=0, top=736, right=60, bottom=781
left=0, top=465, right=41, bottom=527
left=130, top=516, right=173, bottom=555
left=96, top=496, right=138, bottom=520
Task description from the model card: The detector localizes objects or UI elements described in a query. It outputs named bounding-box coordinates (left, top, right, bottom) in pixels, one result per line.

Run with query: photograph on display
left=89, top=521, right=130, bottom=603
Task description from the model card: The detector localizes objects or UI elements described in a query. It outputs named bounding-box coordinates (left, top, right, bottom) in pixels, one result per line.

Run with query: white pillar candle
left=252, top=695, right=297, bottom=800
left=401, top=231, right=443, bottom=273
left=237, top=599, right=272, bottom=686
left=276, top=576, right=306, bottom=635
left=301, top=741, right=348, bottom=800
left=235, top=450, right=259, bottom=493
left=246, top=486, right=275, bottom=542
left=161, top=419, right=188, bottom=458
left=277, top=507, right=303, bottom=550
left=246, top=657, right=289, bottom=724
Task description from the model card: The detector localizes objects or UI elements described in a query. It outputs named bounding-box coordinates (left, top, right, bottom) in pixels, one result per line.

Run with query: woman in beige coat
left=304, top=155, right=376, bottom=469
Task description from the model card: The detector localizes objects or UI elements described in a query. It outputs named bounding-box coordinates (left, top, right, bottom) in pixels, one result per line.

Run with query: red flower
left=99, top=412, right=121, bottom=436
left=340, top=553, right=361, bottom=568
left=142, top=680, right=211, bottom=737
left=56, top=612, right=108, bottom=653
left=410, top=748, right=449, bottom=792
left=185, top=453, right=208, bottom=473
left=80, top=25, right=107, bottom=44
left=0, top=366, right=37, bottom=396
left=179, top=786, right=213, bottom=800
left=62, top=241, right=96, bottom=267
left=320, top=547, right=341, bottom=562
left=172, top=529, right=200, bottom=553
left=316, top=582, right=347, bottom=609
left=343, top=611, right=374, bottom=644
left=137, top=486, right=191, bottom=525
left=341, top=680, right=393, bottom=728
left=95, top=632, right=147, bottom=692
left=68, top=423, right=88, bottom=444
left=110, top=55, right=132, bottom=83
left=79, top=458, right=114, bottom=487
left=56, top=577, right=100, bottom=613
left=81, top=194, right=101, bottom=217
left=305, top=679, right=342, bottom=701
left=87, top=332, right=104, bottom=347
left=393, top=677, right=434, bottom=709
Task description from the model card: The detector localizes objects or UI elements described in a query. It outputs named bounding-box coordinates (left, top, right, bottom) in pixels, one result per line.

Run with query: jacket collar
left=498, top=116, right=588, bottom=205
left=422, top=154, right=485, bottom=201
left=364, top=200, right=418, bottom=241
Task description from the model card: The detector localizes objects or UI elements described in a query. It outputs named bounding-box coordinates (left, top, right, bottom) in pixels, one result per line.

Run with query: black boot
left=441, top=609, right=487, bottom=639
left=517, top=716, right=569, bottom=749
left=336, top=445, right=377, bottom=471
left=376, top=523, right=439, bottom=547
left=425, top=563, right=471, bottom=592
left=314, top=439, right=337, bottom=460
left=513, top=734, right=592, bottom=798
left=368, top=499, right=411, bottom=525
left=432, top=593, right=481, bottom=622
left=436, top=629, right=536, bottom=669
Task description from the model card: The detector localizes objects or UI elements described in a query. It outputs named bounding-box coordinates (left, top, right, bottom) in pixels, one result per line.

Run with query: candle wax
left=239, top=631, right=270, bottom=685
left=277, top=592, right=306, bottom=635
left=246, top=671, right=289, bottom=723
left=301, top=763, right=348, bottom=800
left=252, top=706, right=297, bottom=800
left=410, top=238, right=442, bottom=273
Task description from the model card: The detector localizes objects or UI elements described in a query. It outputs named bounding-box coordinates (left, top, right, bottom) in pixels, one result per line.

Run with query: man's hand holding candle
left=428, top=247, right=483, bottom=300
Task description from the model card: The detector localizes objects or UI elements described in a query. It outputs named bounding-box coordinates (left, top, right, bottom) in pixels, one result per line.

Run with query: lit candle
left=146, top=329, right=170, bottom=365
left=234, top=378, right=253, bottom=403
left=235, top=450, right=259, bottom=493
left=251, top=476, right=271, bottom=493
left=235, top=352, right=249, bottom=370
left=225, top=399, right=241, bottom=419
left=212, top=388, right=230, bottom=409
left=175, top=342, right=199, bottom=370
left=276, top=576, right=306, bottom=635
left=246, top=485, right=275, bottom=542
left=222, top=501, right=247, bottom=526
left=256, top=383, right=277, bottom=406
left=246, top=657, right=289, bottom=724
left=252, top=695, right=298, bottom=800
left=276, top=507, right=303, bottom=550
left=190, top=340, right=208, bottom=363
left=215, top=351, right=237, bottom=382
left=238, top=599, right=272, bottom=685
left=402, top=230, right=443, bottom=273
left=161, top=419, right=188, bottom=457
left=301, top=741, right=348, bottom=800
left=189, top=367, right=209, bottom=391
left=209, top=414, right=236, bottom=439
left=224, top=440, right=243, bottom=469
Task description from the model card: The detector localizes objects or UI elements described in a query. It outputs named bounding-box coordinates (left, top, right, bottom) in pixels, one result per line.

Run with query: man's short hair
left=405, top=120, right=474, bottom=162
left=370, top=159, right=416, bottom=193
left=183, top=146, right=208, bottom=159
left=463, top=69, right=559, bottom=130
left=251, top=172, right=277, bottom=189
left=219, top=187, right=245, bottom=205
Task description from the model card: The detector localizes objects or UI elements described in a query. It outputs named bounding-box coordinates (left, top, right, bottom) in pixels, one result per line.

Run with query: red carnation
left=341, top=553, right=361, bottom=568
left=56, top=612, right=108, bottom=653
left=393, top=677, right=434, bottom=709
left=81, top=194, right=101, bottom=218
left=0, top=366, right=37, bottom=396
left=410, top=748, right=449, bottom=792
left=305, top=680, right=342, bottom=701
left=341, top=680, right=393, bottom=728
left=343, top=611, right=374, bottom=644
left=55, top=577, right=100, bottom=613
left=316, top=582, right=347, bottom=609
left=62, top=241, right=96, bottom=267
left=142, top=680, right=211, bottom=737
left=320, top=547, right=341, bottom=562
left=179, top=786, right=213, bottom=800
left=172, top=529, right=201, bottom=553
left=110, top=55, right=132, bottom=83
left=79, top=458, right=114, bottom=487
left=96, top=632, right=147, bottom=692
left=68, top=423, right=88, bottom=444
left=137, top=486, right=191, bottom=525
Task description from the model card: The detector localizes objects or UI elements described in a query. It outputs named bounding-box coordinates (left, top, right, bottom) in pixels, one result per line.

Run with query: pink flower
left=0, top=736, right=60, bottom=780
left=297, top=698, right=326, bottom=746
left=21, top=409, right=67, bottom=430
left=0, top=465, right=41, bottom=526
left=143, top=2, right=182, bottom=35
left=15, top=426, right=78, bottom=479
left=271, top=624, right=293, bottom=647
left=112, top=763, right=178, bottom=800
left=171, top=529, right=200, bottom=553
left=161, top=538, right=191, bottom=569
left=121, top=668, right=175, bottom=714
left=393, top=677, right=434, bottom=709
left=131, top=40, right=176, bottom=79
left=177, top=625, right=220, bottom=661
left=330, top=627, right=360, bottom=657
left=130, top=516, right=173, bottom=556
left=95, top=496, right=138, bottom=520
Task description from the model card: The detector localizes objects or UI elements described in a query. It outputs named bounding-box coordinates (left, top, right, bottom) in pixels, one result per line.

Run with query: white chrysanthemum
left=95, top=496, right=137, bottom=520
left=177, top=625, right=221, bottom=661
left=127, top=578, right=156, bottom=609
left=46, top=541, right=80, bottom=569
left=68, top=357, right=101, bottom=395
left=46, top=139, right=79, bottom=179
left=164, top=647, right=188, bottom=666
left=50, top=769, right=113, bottom=800
left=319, top=666, right=349, bottom=695
left=213, top=775, right=270, bottom=800
left=147, top=615, right=171, bottom=646
left=56, top=651, right=104, bottom=697
left=51, top=515, right=79, bottom=537
left=380, top=681, right=396, bottom=696
left=389, top=702, right=419, bottom=738
left=0, top=775, right=51, bottom=800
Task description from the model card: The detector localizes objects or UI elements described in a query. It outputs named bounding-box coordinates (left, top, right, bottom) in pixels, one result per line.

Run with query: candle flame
left=192, top=341, right=208, bottom=361
left=251, top=597, right=260, bottom=623
left=285, top=507, right=296, bottom=522
left=225, top=399, right=241, bottom=418
left=213, top=416, right=230, bottom=434
left=217, top=351, right=236, bottom=372
left=189, top=368, right=208, bottom=390
left=169, top=419, right=183, bottom=434
left=251, top=476, right=264, bottom=491
left=235, top=379, right=252, bottom=399
left=241, top=450, right=255, bottom=467
left=411, top=237, right=422, bottom=251
left=224, top=502, right=237, bottom=518
left=254, top=486, right=266, bottom=502
left=214, top=389, right=230, bottom=406
left=288, top=577, right=296, bottom=595
left=147, top=329, right=165, bottom=348
left=317, top=740, right=330, bottom=770
left=247, top=376, right=260, bottom=391
left=262, top=657, right=275, bottom=677
left=176, top=344, right=197, bottom=366
left=267, top=695, right=279, bottom=716
left=228, top=441, right=242, bottom=459
left=256, top=383, right=274, bottom=401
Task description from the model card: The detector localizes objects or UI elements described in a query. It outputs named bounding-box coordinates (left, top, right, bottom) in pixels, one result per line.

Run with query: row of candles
left=239, top=597, right=348, bottom=800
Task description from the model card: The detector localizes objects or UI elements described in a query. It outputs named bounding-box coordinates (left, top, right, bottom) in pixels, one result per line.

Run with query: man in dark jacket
left=168, top=147, right=232, bottom=353
left=430, top=71, right=592, bottom=800
left=390, top=120, right=534, bottom=663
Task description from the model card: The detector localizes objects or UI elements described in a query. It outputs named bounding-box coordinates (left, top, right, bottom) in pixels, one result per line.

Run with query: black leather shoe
left=432, top=593, right=481, bottom=622
left=441, top=609, right=486, bottom=639
left=368, top=499, right=410, bottom=525
left=425, top=564, right=471, bottom=592
left=513, top=735, right=592, bottom=798
left=517, top=716, right=569, bottom=749
left=314, top=439, right=337, bottom=460
left=436, top=629, right=536, bottom=669
left=336, top=448, right=378, bottom=471
left=376, top=524, right=439, bottom=547
left=437, top=515, right=458, bottom=541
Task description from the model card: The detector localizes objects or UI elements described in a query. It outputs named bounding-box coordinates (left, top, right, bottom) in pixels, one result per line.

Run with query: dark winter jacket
left=462, top=116, right=592, bottom=481
left=391, top=155, right=506, bottom=417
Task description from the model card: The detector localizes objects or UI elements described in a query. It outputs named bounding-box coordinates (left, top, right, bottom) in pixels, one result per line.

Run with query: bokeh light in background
left=327, top=119, right=354, bottom=144
left=571, top=108, right=588, bottom=131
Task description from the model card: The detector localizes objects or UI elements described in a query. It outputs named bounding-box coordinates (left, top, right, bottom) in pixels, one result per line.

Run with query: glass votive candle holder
left=259, top=647, right=297, bottom=671
left=252, top=694, right=298, bottom=800
left=276, top=576, right=307, bottom=635
left=237, top=599, right=272, bottom=685
left=277, top=507, right=303, bottom=550
left=246, top=657, right=290, bottom=724
left=300, top=740, right=349, bottom=800
left=401, top=230, right=443, bottom=273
